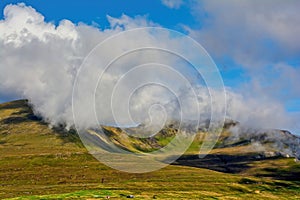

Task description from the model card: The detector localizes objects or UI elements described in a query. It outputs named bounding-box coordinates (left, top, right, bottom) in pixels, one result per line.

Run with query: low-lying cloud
left=0, top=3, right=298, bottom=135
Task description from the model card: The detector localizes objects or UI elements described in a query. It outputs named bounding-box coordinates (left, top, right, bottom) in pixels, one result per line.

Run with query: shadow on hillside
left=173, top=154, right=300, bottom=181
left=255, top=166, right=300, bottom=181
left=172, top=154, right=254, bottom=173
left=0, top=99, right=42, bottom=125
left=0, top=99, right=83, bottom=147
left=1, top=105, right=43, bottom=125
left=1, top=111, right=83, bottom=146
left=0, top=99, right=28, bottom=110
left=51, top=126, right=84, bottom=147
left=1, top=113, right=42, bottom=124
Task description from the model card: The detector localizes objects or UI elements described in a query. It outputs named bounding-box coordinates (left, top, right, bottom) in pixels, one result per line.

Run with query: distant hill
left=101, top=119, right=300, bottom=156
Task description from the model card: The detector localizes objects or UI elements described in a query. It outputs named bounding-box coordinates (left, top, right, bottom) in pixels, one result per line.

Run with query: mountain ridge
left=1, top=99, right=300, bottom=199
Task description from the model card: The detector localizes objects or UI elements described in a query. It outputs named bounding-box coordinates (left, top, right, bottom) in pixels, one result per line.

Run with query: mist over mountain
left=2, top=99, right=299, bottom=161
left=0, top=4, right=298, bottom=135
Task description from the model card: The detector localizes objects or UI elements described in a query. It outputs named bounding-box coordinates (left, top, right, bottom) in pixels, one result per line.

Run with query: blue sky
left=0, top=0, right=247, bottom=99
left=0, top=0, right=299, bottom=133
left=0, top=0, right=197, bottom=29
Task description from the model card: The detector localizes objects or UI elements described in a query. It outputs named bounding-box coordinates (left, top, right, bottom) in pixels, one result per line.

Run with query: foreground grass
left=0, top=100, right=300, bottom=199
left=4, top=150, right=300, bottom=199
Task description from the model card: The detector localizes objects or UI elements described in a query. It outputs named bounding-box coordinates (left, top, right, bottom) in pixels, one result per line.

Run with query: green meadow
left=0, top=100, right=299, bottom=199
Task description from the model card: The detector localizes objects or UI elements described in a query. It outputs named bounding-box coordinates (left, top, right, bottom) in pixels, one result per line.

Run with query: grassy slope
left=0, top=100, right=299, bottom=199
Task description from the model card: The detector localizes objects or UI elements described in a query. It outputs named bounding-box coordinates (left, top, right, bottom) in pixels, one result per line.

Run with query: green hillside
left=0, top=100, right=299, bottom=199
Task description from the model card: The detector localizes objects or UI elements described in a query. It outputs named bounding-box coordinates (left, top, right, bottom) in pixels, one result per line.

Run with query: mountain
left=96, top=117, right=300, bottom=175
left=0, top=99, right=300, bottom=199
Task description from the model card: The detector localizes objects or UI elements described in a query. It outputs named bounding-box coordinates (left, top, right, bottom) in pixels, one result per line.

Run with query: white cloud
left=0, top=3, right=298, bottom=135
left=0, top=3, right=78, bottom=46
left=188, top=0, right=300, bottom=67
left=183, top=0, right=300, bottom=134
left=161, top=0, right=184, bottom=9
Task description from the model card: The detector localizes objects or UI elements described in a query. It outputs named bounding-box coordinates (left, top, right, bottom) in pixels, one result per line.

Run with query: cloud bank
left=188, top=0, right=300, bottom=66
left=185, top=0, right=300, bottom=133
left=0, top=3, right=298, bottom=134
